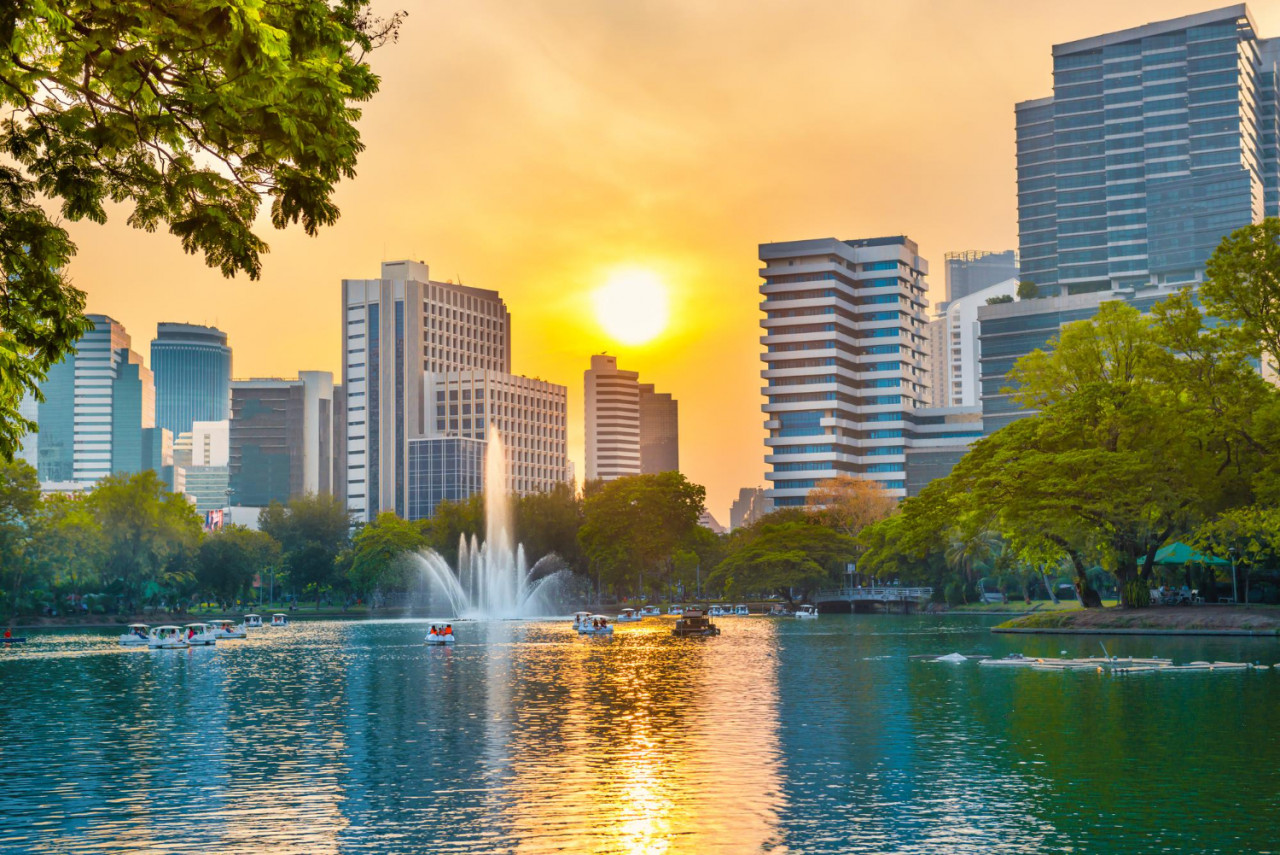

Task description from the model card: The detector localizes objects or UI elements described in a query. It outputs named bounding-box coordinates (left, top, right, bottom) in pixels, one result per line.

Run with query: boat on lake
left=733, top=604, right=750, bottom=616
left=616, top=608, right=643, bottom=623
left=708, top=605, right=728, bottom=617
left=571, top=611, right=593, bottom=631
left=148, top=626, right=189, bottom=649
left=270, top=613, right=289, bottom=627
left=119, top=624, right=150, bottom=646
left=578, top=615, right=614, bottom=635
left=667, top=604, right=684, bottom=615
left=672, top=606, right=720, bottom=637
left=183, top=623, right=217, bottom=646
left=210, top=620, right=246, bottom=640
left=640, top=606, right=661, bottom=617
left=795, top=604, right=819, bottom=619
left=425, top=624, right=455, bottom=645
left=244, top=614, right=263, bottom=629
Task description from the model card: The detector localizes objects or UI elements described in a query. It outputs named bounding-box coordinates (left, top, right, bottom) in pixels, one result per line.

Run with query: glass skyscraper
left=1016, top=5, right=1280, bottom=296
left=151, top=323, right=231, bottom=439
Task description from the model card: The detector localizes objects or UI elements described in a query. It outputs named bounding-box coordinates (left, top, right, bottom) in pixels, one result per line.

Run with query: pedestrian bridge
left=813, top=586, right=934, bottom=614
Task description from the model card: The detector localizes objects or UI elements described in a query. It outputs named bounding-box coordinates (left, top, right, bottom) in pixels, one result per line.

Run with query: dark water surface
left=1, top=615, right=1277, bottom=854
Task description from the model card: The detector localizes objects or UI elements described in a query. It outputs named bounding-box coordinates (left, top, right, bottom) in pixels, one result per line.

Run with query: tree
left=709, top=520, right=857, bottom=605
left=346, top=512, right=424, bottom=597
left=87, top=472, right=202, bottom=609
left=197, top=525, right=281, bottom=604
left=0, top=459, right=40, bottom=615
left=259, top=493, right=350, bottom=607
left=1191, top=507, right=1280, bottom=605
left=1017, top=280, right=1039, bottom=300
left=422, top=494, right=484, bottom=567
left=986, top=294, right=1014, bottom=305
left=26, top=491, right=103, bottom=610
left=805, top=475, right=896, bottom=541
left=578, top=472, right=705, bottom=596
left=514, top=483, right=585, bottom=573
left=0, top=0, right=403, bottom=459
left=1201, top=218, right=1280, bottom=371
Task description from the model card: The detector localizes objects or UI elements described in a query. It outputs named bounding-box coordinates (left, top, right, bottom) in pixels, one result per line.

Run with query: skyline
left=52, top=0, right=1280, bottom=520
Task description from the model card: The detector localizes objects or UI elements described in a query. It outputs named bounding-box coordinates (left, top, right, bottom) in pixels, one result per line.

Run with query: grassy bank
left=995, top=605, right=1280, bottom=634
left=950, top=599, right=1119, bottom=615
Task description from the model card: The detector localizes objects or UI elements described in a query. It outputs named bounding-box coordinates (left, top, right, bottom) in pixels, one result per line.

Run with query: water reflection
left=1, top=617, right=1278, bottom=853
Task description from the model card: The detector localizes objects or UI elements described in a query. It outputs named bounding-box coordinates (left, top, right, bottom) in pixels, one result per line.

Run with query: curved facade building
left=151, top=323, right=231, bottom=438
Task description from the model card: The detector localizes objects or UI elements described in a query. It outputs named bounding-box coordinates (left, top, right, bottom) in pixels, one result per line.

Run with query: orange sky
left=61, top=0, right=1280, bottom=521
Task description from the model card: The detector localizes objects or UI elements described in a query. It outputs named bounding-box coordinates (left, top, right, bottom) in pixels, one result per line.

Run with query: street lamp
left=1229, top=546, right=1239, bottom=605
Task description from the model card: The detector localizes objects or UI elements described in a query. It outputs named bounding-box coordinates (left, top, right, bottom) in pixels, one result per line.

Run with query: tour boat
left=640, top=606, right=661, bottom=617
left=270, top=613, right=289, bottom=627
left=708, top=605, right=727, bottom=617
left=119, top=624, right=151, bottom=646
left=766, top=604, right=791, bottom=616
left=148, top=626, right=189, bottom=649
left=733, top=604, right=750, bottom=616
left=578, top=615, right=614, bottom=635
left=183, top=623, right=217, bottom=646
left=667, top=605, right=684, bottom=615
left=795, top=604, right=819, bottom=619
left=243, top=614, right=263, bottom=629
left=571, top=611, right=594, bottom=631
left=425, top=625, right=456, bottom=645
left=616, top=608, right=643, bottom=623
left=210, top=620, right=246, bottom=640
left=672, top=606, right=720, bottom=637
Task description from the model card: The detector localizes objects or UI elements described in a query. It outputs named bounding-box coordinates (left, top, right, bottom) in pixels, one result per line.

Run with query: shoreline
left=994, top=606, right=1280, bottom=637
left=993, top=626, right=1278, bottom=637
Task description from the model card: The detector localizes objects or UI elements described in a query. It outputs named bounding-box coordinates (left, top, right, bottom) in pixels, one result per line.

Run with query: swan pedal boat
left=795, top=605, right=819, bottom=619
left=425, top=626, right=456, bottom=645
left=183, top=623, right=217, bottom=646
left=578, top=615, right=614, bottom=635
left=210, top=620, right=247, bottom=640
left=148, top=626, right=189, bottom=649
left=640, top=606, right=661, bottom=617
left=615, top=608, right=643, bottom=623
left=270, top=613, right=289, bottom=627
left=119, top=624, right=150, bottom=646
left=243, top=614, right=263, bottom=629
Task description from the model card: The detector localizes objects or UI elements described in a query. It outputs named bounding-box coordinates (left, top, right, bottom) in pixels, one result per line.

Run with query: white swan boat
left=270, top=613, right=289, bottom=627
left=640, top=606, right=661, bottom=617
left=210, top=620, right=246, bottom=640
left=668, top=604, right=684, bottom=615
left=119, top=624, right=150, bottom=646
left=733, top=604, right=750, bottom=616
left=571, top=611, right=593, bottom=631
left=578, top=615, right=614, bottom=635
left=183, top=623, right=217, bottom=646
left=795, top=604, right=819, bottom=619
left=425, top=625, right=455, bottom=645
left=708, top=605, right=728, bottom=617
left=148, top=625, right=189, bottom=649
left=244, top=614, right=263, bottom=629
left=616, top=608, right=643, bottom=623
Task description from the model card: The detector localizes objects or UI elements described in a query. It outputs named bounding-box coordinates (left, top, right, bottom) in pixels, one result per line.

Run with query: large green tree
left=345, top=512, right=423, bottom=596
left=0, top=459, right=40, bottom=615
left=709, top=519, right=857, bottom=605
left=197, top=525, right=281, bottom=604
left=578, top=472, right=705, bottom=596
left=259, top=493, right=350, bottom=607
left=26, top=491, right=103, bottom=609
left=0, top=0, right=402, bottom=459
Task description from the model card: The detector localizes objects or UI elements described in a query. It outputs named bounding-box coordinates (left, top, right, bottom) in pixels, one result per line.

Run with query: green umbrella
left=1153, top=542, right=1229, bottom=566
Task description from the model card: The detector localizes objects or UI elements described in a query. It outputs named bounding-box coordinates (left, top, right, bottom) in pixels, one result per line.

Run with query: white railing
left=816, top=586, right=934, bottom=602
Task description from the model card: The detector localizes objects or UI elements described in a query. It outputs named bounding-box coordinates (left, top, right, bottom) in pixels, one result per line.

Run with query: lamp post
left=1229, top=546, right=1239, bottom=605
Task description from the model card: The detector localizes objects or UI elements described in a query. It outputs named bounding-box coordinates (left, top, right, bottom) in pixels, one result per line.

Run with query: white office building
left=584, top=354, right=641, bottom=481
left=934, top=278, right=1020, bottom=408
left=759, top=236, right=931, bottom=504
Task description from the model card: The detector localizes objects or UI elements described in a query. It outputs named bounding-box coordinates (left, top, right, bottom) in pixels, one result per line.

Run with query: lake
left=1, top=615, right=1277, bottom=853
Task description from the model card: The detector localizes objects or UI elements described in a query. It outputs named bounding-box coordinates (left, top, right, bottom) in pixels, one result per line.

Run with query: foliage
left=0, top=459, right=40, bottom=612
left=805, top=475, right=896, bottom=542
left=346, top=512, right=424, bottom=595
left=26, top=491, right=103, bottom=598
left=422, top=494, right=484, bottom=567
left=709, top=517, right=857, bottom=604
left=0, top=0, right=402, bottom=460
left=1017, top=280, right=1039, bottom=300
left=578, top=472, right=706, bottom=594
left=259, top=493, right=351, bottom=606
left=986, top=294, right=1014, bottom=305
left=1191, top=506, right=1280, bottom=603
left=1201, top=219, right=1280, bottom=371
left=515, top=483, right=585, bottom=572
left=197, top=525, right=281, bottom=603
left=87, top=471, right=202, bottom=606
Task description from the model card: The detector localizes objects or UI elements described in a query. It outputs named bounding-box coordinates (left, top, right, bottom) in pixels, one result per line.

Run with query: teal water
left=0, top=615, right=1277, bottom=854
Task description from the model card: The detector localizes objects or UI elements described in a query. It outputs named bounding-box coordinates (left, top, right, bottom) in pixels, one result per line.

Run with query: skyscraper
left=151, top=323, right=231, bottom=438
left=759, top=236, right=930, bottom=504
left=638, top=384, right=678, bottom=474
left=228, top=373, right=336, bottom=507
left=1016, top=5, right=1280, bottom=297
left=584, top=355, right=640, bottom=481
left=341, top=260, right=513, bottom=522
left=36, top=314, right=168, bottom=488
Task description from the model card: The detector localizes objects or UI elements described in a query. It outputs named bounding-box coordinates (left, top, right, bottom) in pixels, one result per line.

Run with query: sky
left=60, top=0, right=1280, bottom=521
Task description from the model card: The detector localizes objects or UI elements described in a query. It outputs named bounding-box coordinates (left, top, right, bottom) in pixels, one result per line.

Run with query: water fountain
left=412, top=427, right=569, bottom=618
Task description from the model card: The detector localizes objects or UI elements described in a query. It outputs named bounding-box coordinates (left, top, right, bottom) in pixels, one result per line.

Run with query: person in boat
left=428, top=625, right=437, bottom=637
left=445, top=625, right=453, bottom=637
left=136, top=627, right=147, bottom=639
left=3, top=629, right=10, bottom=639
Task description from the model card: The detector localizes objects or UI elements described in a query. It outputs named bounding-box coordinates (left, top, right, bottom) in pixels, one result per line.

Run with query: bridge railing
left=815, top=586, right=934, bottom=602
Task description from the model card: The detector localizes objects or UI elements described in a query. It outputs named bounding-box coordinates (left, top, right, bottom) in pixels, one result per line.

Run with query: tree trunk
left=1064, top=551, right=1103, bottom=608
left=1115, top=557, right=1148, bottom=609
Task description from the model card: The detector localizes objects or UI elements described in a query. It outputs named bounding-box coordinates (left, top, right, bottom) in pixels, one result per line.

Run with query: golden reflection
left=491, top=619, right=786, bottom=853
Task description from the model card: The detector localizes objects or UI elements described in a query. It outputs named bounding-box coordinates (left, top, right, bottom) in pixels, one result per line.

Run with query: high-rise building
left=341, top=260, right=511, bottom=523
left=1016, top=5, right=1280, bottom=297
left=151, top=323, right=231, bottom=438
left=935, top=278, right=1020, bottom=408
left=35, top=314, right=168, bottom=488
left=759, top=236, right=930, bottom=505
left=180, top=420, right=231, bottom=514
left=729, top=487, right=773, bottom=530
left=228, top=373, right=336, bottom=507
left=943, top=250, right=1020, bottom=305
left=584, top=355, right=640, bottom=481
left=638, top=384, right=679, bottom=474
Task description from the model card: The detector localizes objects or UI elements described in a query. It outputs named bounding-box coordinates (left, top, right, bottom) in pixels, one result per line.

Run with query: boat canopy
left=272, top=613, right=287, bottom=618
left=244, top=614, right=260, bottom=619
left=128, top=623, right=148, bottom=629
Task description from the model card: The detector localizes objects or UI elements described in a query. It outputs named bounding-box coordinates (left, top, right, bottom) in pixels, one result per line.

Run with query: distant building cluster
left=583, top=354, right=679, bottom=482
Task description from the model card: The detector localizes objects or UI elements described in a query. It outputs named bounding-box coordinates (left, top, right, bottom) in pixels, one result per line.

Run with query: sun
left=593, top=269, right=670, bottom=345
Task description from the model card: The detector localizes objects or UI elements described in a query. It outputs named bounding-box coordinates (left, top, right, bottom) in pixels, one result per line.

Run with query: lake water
left=1, top=615, right=1278, bottom=854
